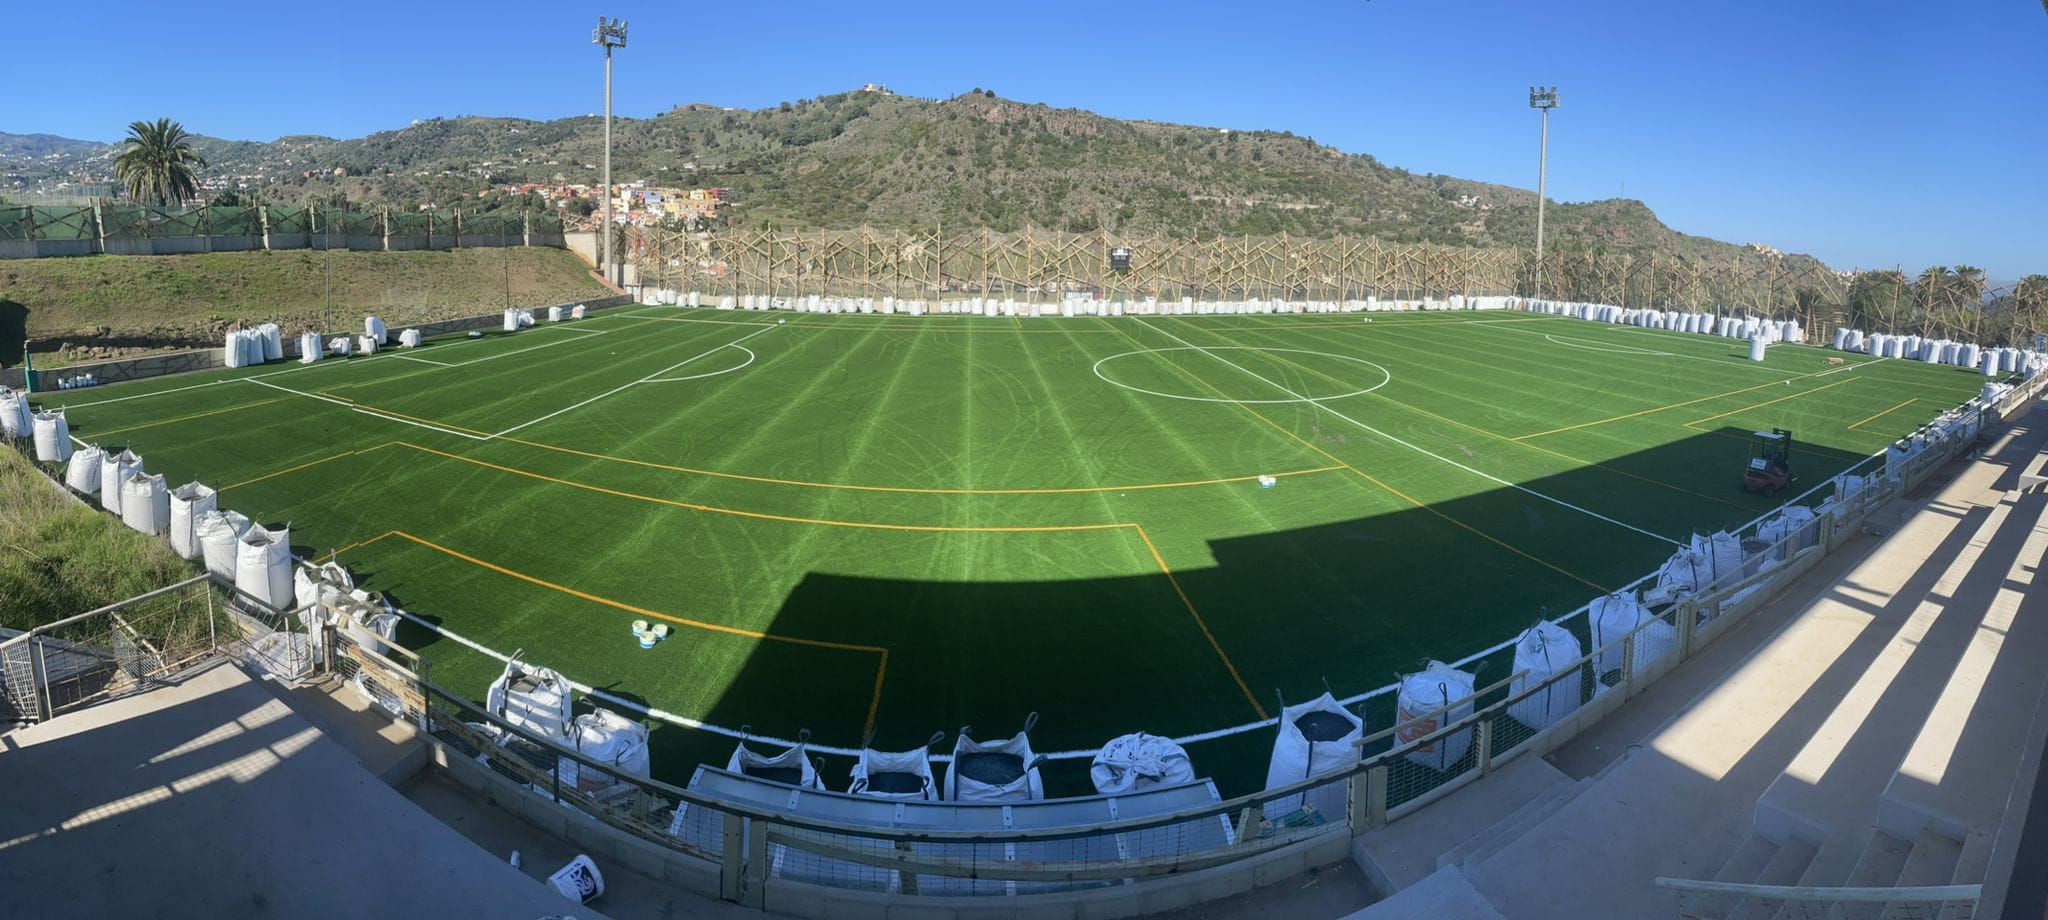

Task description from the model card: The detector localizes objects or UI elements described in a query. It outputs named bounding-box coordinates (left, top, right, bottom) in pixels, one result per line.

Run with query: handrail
left=0, top=573, right=214, bottom=650
left=1653, top=876, right=1981, bottom=903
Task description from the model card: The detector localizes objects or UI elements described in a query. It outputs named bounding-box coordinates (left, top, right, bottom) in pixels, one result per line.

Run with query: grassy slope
left=0, top=446, right=191, bottom=632
left=0, top=247, right=607, bottom=363
left=27, top=310, right=1991, bottom=795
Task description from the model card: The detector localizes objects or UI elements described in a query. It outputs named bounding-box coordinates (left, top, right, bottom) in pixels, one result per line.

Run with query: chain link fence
left=0, top=575, right=232, bottom=722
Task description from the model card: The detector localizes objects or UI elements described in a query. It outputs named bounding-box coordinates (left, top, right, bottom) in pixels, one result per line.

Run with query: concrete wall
left=266, top=232, right=310, bottom=251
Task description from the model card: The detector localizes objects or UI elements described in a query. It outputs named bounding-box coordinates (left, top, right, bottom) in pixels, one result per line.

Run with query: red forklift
left=1743, top=429, right=1793, bottom=495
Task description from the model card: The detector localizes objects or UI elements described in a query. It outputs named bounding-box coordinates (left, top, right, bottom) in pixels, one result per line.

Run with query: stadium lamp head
left=593, top=17, right=628, bottom=48
left=1528, top=87, right=1560, bottom=110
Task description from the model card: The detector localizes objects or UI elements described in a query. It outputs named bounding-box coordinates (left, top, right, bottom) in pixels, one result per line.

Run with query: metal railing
left=0, top=575, right=231, bottom=722
left=1656, top=877, right=1981, bottom=919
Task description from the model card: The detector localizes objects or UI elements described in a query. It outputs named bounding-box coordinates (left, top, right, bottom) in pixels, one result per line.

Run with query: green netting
left=97, top=206, right=207, bottom=240
left=532, top=212, right=564, bottom=235
left=29, top=206, right=95, bottom=241
left=344, top=211, right=382, bottom=237
left=266, top=207, right=311, bottom=235
left=315, top=208, right=351, bottom=235
left=467, top=214, right=511, bottom=238
left=205, top=206, right=260, bottom=236
left=386, top=212, right=430, bottom=236
left=0, top=206, right=32, bottom=241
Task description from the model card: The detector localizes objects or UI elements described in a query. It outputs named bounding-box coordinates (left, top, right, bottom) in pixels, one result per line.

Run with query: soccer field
left=33, top=305, right=1989, bottom=795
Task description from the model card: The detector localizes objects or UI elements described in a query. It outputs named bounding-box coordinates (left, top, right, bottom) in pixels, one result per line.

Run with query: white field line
left=1142, top=319, right=1683, bottom=546
left=643, top=345, right=755, bottom=382
left=46, top=378, right=233, bottom=409
left=242, top=378, right=488, bottom=441
left=390, top=354, right=457, bottom=367
left=488, top=324, right=778, bottom=438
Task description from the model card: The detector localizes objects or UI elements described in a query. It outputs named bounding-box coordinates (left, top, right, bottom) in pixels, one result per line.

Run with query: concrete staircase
left=1346, top=408, right=2048, bottom=920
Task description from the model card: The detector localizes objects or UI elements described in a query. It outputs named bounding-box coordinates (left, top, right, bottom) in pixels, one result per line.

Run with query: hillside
left=5, top=94, right=1816, bottom=272
left=0, top=247, right=608, bottom=367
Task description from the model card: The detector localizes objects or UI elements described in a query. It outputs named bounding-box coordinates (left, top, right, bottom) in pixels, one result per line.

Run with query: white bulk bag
left=234, top=523, right=294, bottom=611
left=730, top=735, right=825, bottom=790
left=1265, top=692, right=1362, bottom=800
left=1692, top=531, right=1745, bottom=590
left=223, top=330, right=245, bottom=368
left=547, top=306, right=563, bottom=323
left=1748, top=336, right=1768, bottom=362
left=1397, top=661, right=1477, bottom=771
left=1508, top=621, right=1583, bottom=731
left=365, top=315, right=388, bottom=346
left=298, top=331, right=323, bottom=364
left=243, top=330, right=266, bottom=367
left=119, top=472, right=169, bottom=535
left=849, top=737, right=941, bottom=800
left=1090, top=732, right=1195, bottom=795
left=99, top=449, right=141, bottom=513
left=1754, top=506, right=1819, bottom=559
left=1589, top=591, right=1675, bottom=681
left=398, top=329, right=422, bottom=348
left=195, top=509, right=250, bottom=580
left=487, top=658, right=573, bottom=742
left=259, top=323, right=284, bottom=362
left=356, top=334, right=378, bottom=356
left=32, top=409, right=72, bottom=462
left=329, top=336, right=351, bottom=357
left=293, top=561, right=352, bottom=609
left=503, top=308, right=520, bottom=332
left=0, top=388, right=31, bottom=439
left=571, top=304, right=587, bottom=319
left=65, top=445, right=104, bottom=493
left=562, top=708, right=652, bottom=796
left=339, top=596, right=399, bottom=658
left=167, top=482, right=218, bottom=560
left=946, top=717, right=1045, bottom=802
left=517, top=310, right=535, bottom=328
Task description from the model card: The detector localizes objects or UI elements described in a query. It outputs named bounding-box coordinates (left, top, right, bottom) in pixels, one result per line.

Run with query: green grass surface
left=26, top=307, right=1991, bottom=796
left=1, top=445, right=191, bottom=632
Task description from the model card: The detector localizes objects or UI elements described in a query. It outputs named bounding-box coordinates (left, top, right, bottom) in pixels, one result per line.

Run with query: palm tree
left=114, top=118, right=206, bottom=206
left=1952, top=265, right=1987, bottom=338
left=1914, top=266, right=1951, bottom=337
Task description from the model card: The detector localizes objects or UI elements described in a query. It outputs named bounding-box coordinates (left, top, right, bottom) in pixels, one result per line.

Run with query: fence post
left=719, top=813, right=745, bottom=901
left=28, top=637, right=53, bottom=721
left=1476, top=716, right=1496, bottom=775
left=1366, top=763, right=1389, bottom=827
left=742, top=817, right=770, bottom=908
left=415, top=657, right=432, bottom=734
left=1620, top=631, right=1639, bottom=698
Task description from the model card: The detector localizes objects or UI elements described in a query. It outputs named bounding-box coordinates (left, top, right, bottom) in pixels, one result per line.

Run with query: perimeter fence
left=0, top=203, right=565, bottom=257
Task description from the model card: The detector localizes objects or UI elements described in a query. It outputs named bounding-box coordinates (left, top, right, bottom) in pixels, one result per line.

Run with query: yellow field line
left=499, top=433, right=1339, bottom=496
left=1682, top=378, right=1855, bottom=430
left=218, top=441, right=400, bottom=492
left=1132, top=524, right=1267, bottom=719
left=396, top=441, right=1127, bottom=535
left=85, top=396, right=292, bottom=439
left=1512, top=362, right=1866, bottom=441
left=1241, top=343, right=1754, bottom=511
left=1098, top=319, right=1610, bottom=591
left=1847, top=398, right=1920, bottom=431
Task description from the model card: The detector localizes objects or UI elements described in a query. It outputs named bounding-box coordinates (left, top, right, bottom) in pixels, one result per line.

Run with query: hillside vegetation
left=8, top=92, right=1811, bottom=271
left=0, top=447, right=190, bottom=631
left=0, top=247, right=607, bottom=366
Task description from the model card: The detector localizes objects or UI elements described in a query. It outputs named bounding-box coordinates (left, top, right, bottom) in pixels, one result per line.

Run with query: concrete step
left=1437, top=778, right=1590, bottom=871
left=1712, top=833, right=1781, bottom=886
left=1350, top=754, right=1573, bottom=895
left=1892, top=829, right=1963, bottom=888
left=1725, top=837, right=1817, bottom=920
left=1879, top=493, right=2048, bottom=843
left=1754, top=492, right=2036, bottom=847
left=1767, top=828, right=1872, bottom=920
left=1936, top=827, right=1997, bottom=920
left=274, top=675, right=427, bottom=786
left=1348, top=865, right=1505, bottom=920
left=1838, top=830, right=1913, bottom=889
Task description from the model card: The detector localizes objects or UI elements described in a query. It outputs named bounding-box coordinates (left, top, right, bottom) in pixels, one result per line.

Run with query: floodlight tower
left=593, top=17, right=628, bottom=287
left=1528, top=86, right=1559, bottom=299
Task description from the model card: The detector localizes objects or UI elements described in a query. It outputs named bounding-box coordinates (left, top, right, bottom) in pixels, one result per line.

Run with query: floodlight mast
left=1529, top=86, right=1559, bottom=300
left=593, top=17, right=628, bottom=288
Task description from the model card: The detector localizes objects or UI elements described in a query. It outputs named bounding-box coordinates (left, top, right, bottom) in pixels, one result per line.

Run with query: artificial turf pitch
left=32, top=306, right=1989, bottom=796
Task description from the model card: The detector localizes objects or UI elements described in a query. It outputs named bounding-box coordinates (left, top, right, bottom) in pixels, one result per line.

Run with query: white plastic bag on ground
left=234, top=523, right=294, bottom=611
left=65, top=445, right=103, bottom=493
left=1590, top=591, right=1675, bottom=683
left=729, top=733, right=825, bottom=790
left=487, top=657, right=573, bottom=742
left=168, top=482, right=217, bottom=560
left=1508, top=621, right=1583, bottom=731
left=1090, top=732, right=1195, bottom=795
left=32, top=409, right=71, bottom=462
left=1397, top=661, right=1477, bottom=771
left=946, top=715, right=1045, bottom=802
left=195, top=509, right=251, bottom=580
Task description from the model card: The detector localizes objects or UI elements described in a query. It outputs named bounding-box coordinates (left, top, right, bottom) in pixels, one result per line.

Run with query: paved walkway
left=0, top=660, right=602, bottom=919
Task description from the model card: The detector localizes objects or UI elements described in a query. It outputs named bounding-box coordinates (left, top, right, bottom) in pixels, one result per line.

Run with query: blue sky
left=4, top=0, right=2043, bottom=279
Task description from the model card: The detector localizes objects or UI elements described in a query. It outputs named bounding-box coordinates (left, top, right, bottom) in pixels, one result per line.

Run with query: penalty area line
left=488, top=324, right=778, bottom=438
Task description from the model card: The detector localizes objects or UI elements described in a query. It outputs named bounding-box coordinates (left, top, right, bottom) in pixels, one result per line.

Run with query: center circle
left=1092, top=347, right=1392, bottom=404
